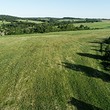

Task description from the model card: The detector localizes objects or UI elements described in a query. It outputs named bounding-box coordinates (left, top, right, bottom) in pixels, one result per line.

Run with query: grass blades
left=0, top=29, right=110, bottom=110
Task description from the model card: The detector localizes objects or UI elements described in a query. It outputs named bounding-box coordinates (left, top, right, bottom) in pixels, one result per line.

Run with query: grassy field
left=0, top=20, right=10, bottom=25
left=0, top=19, right=42, bottom=26
left=0, top=29, right=110, bottom=110
left=17, top=19, right=43, bottom=24
left=74, top=20, right=110, bottom=29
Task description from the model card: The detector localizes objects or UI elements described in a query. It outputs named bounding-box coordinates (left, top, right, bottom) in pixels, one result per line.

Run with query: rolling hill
left=0, top=28, right=110, bottom=110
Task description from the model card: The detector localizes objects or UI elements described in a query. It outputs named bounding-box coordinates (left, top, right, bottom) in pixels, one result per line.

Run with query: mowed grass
left=0, top=29, right=110, bottom=110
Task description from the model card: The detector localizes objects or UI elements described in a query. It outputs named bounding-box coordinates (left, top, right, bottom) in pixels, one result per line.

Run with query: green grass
left=0, top=20, right=10, bottom=25
left=17, top=19, right=43, bottom=24
left=0, top=29, right=110, bottom=110
left=74, top=20, right=110, bottom=29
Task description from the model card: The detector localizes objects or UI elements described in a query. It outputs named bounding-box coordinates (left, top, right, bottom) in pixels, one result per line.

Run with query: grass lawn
left=0, top=29, right=110, bottom=110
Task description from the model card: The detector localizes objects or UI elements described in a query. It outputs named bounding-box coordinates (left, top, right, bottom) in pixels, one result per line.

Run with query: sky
left=0, top=0, right=110, bottom=18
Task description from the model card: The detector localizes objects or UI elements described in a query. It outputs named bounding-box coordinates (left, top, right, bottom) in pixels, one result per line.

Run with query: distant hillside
left=0, top=15, right=20, bottom=21
left=0, top=15, right=102, bottom=22
left=0, top=15, right=104, bottom=36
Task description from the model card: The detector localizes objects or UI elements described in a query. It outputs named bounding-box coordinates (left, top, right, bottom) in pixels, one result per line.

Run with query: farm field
left=74, top=20, right=110, bottom=29
left=0, top=19, right=42, bottom=26
left=0, top=28, right=110, bottom=110
left=17, top=19, right=43, bottom=24
left=0, top=20, right=10, bottom=25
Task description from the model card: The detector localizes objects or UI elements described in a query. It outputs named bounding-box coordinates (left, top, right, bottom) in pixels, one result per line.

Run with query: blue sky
left=0, top=0, right=110, bottom=18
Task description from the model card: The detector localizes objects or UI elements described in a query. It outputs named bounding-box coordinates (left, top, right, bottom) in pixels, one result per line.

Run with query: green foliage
left=85, top=18, right=101, bottom=23
left=99, top=37, right=110, bottom=70
left=0, top=21, right=91, bottom=35
left=102, top=37, right=110, bottom=61
left=104, top=44, right=110, bottom=60
left=0, top=15, right=103, bottom=35
left=0, top=15, right=19, bottom=22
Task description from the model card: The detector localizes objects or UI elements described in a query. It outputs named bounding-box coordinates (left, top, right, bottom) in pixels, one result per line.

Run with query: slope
left=0, top=29, right=110, bottom=110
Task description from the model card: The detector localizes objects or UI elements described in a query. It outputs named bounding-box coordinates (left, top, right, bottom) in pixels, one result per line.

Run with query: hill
left=0, top=15, right=102, bottom=22
left=0, top=15, right=107, bottom=36
left=0, top=29, right=110, bottom=110
left=0, top=15, right=20, bottom=21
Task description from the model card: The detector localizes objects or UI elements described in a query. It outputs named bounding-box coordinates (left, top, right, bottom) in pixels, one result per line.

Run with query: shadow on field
left=62, top=62, right=110, bottom=82
left=89, top=41, right=101, bottom=44
left=68, top=97, right=103, bottom=110
left=101, top=62, right=110, bottom=71
left=91, top=49, right=105, bottom=52
left=77, top=53, right=103, bottom=60
left=78, top=52, right=110, bottom=70
left=89, top=39, right=110, bottom=71
left=91, top=46, right=99, bottom=48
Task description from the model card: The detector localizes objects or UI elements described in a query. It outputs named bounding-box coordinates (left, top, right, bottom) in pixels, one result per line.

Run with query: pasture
left=0, top=29, right=110, bottom=110
left=17, top=19, right=43, bottom=24
left=0, top=20, right=10, bottom=25
left=74, top=20, right=110, bottom=29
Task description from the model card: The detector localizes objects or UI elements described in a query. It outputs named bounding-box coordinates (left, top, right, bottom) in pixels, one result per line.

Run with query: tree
left=100, top=37, right=110, bottom=61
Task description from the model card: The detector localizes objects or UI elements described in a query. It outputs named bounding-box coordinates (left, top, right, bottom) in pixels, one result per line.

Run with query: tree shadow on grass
left=77, top=53, right=103, bottom=60
left=77, top=52, right=110, bottom=71
left=62, top=62, right=110, bottom=82
left=88, top=41, right=101, bottom=44
left=89, top=38, right=110, bottom=71
left=91, top=49, right=105, bottom=52
left=68, top=97, right=103, bottom=110
left=101, top=62, right=110, bottom=71
left=91, top=46, right=99, bottom=48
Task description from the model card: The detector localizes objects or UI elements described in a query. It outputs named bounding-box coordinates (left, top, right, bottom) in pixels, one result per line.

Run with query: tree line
left=0, top=21, right=90, bottom=35
left=0, top=15, right=101, bottom=23
left=0, top=15, right=102, bottom=36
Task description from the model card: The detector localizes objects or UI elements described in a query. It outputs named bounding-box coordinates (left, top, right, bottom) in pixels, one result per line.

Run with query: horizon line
left=0, top=14, right=110, bottom=19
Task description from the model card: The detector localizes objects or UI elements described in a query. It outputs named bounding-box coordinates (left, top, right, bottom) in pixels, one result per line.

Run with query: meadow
left=0, top=21, right=10, bottom=25
left=74, top=20, right=110, bottom=29
left=0, top=22, right=110, bottom=109
left=17, top=19, right=43, bottom=24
